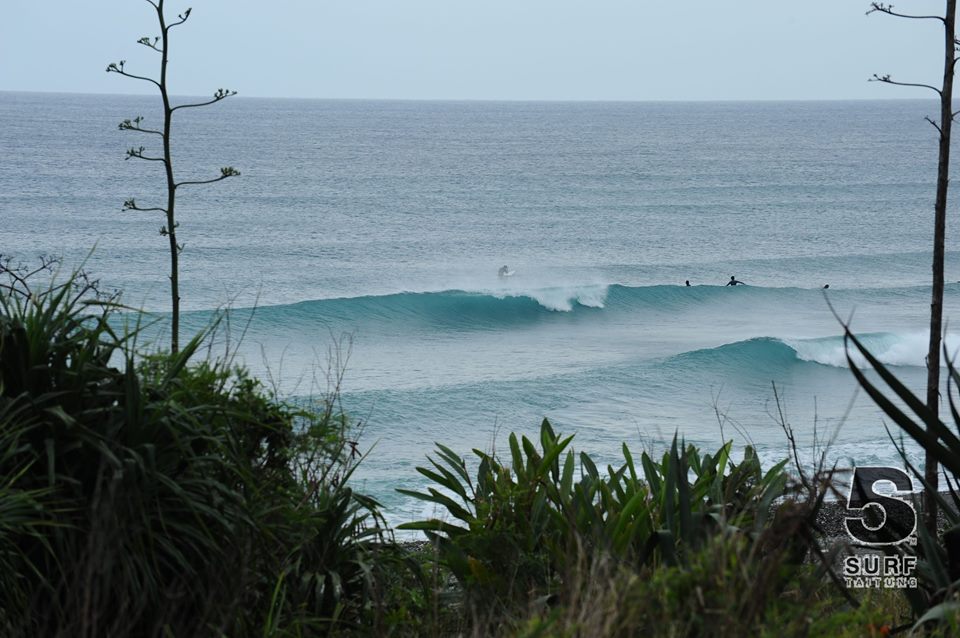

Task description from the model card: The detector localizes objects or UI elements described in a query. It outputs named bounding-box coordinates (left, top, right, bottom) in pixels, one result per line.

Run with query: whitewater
left=4, top=92, right=960, bottom=523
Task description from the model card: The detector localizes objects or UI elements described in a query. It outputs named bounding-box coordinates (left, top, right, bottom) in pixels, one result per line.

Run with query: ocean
left=3, top=92, right=959, bottom=525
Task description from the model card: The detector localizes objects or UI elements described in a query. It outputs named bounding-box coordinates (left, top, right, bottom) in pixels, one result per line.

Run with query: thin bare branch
left=119, top=116, right=163, bottom=136
left=0, top=254, right=62, bottom=300
left=122, top=198, right=167, bottom=214
left=867, top=2, right=945, bottom=22
left=121, top=126, right=163, bottom=136
left=125, top=146, right=166, bottom=162
left=925, top=115, right=943, bottom=134
left=105, top=61, right=161, bottom=89
left=136, top=36, right=162, bottom=52
left=175, top=167, right=241, bottom=189
left=171, top=88, right=237, bottom=112
left=0, top=281, right=23, bottom=297
left=167, top=7, right=192, bottom=29
left=870, top=73, right=943, bottom=95
left=0, top=255, right=120, bottom=305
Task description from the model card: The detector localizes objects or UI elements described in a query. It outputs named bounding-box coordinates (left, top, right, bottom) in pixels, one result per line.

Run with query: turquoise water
left=3, top=92, right=960, bottom=524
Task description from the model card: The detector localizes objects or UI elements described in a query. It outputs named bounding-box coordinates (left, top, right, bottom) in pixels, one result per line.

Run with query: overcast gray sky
left=0, top=1, right=947, bottom=101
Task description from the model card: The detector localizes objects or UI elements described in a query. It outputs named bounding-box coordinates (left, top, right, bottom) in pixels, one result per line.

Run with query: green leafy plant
left=399, top=419, right=790, bottom=615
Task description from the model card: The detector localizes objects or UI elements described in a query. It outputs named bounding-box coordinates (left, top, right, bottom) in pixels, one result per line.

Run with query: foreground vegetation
left=3, top=268, right=960, bottom=636
left=0, top=268, right=410, bottom=636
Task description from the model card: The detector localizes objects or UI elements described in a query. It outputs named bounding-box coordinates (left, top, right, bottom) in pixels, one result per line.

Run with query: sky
left=0, top=0, right=949, bottom=101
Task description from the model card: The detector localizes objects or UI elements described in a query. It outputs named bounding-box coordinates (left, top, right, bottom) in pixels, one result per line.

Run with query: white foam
left=787, top=332, right=960, bottom=369
left=492, top=284, right=610, bottom=312
left=407, top=266, right=614, bottom=312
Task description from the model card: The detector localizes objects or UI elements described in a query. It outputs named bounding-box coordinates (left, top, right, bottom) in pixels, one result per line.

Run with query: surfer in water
left=685, top=280, right=691, bottom=287
left=498, top=265, right=511, bottom=278
left=726, top=275, right=745, bottom=286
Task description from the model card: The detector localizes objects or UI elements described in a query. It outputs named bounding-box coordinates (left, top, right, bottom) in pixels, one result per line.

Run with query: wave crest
left=787, top=333, right=929, bottom=368
left=671, top=333, right=949, bottom=371
left=490, top=284, right=609, bottom=312
left=187, top=283, right=944, bottom=337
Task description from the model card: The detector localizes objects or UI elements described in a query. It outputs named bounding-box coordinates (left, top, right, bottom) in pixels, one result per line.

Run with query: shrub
left=512, top=533, right=905, bottom=638
left=0, top=269, right=401, bottom=636
left=398, top=419, right=790, bottom=619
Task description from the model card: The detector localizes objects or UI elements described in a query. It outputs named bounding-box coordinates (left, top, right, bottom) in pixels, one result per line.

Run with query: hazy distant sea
left=3, top=92, right=959, bottom=524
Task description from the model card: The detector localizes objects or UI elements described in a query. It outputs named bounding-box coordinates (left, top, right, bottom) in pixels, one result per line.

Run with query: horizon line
left=0, top=88, right=938, bottom=105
